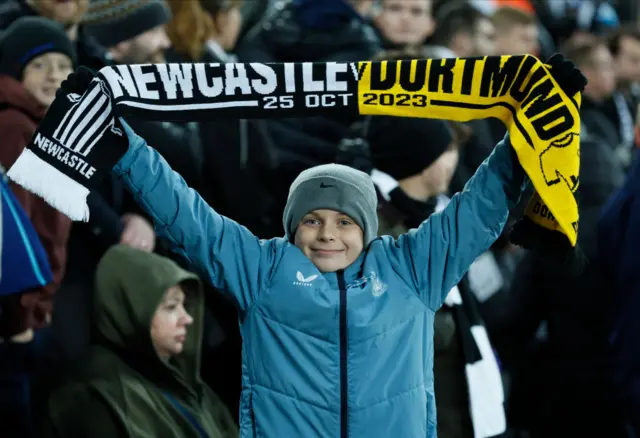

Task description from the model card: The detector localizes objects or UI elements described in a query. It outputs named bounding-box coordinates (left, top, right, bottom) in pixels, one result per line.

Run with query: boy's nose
left=318, top=226, right=336, bottom=241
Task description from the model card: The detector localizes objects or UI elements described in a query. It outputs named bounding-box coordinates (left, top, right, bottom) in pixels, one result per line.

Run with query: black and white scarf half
left=372, top=169, right=507, bottom=438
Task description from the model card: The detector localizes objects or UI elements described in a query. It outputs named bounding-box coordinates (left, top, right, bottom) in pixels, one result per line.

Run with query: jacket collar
left=321, top=250, right=366, bottom=290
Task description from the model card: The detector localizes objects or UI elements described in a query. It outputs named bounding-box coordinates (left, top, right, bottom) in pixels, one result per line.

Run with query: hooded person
left=368, top=116, right=508, bottom=438
left=39, top=58, right=584, bottom=437
left=43, top=245, right=238, bottom=438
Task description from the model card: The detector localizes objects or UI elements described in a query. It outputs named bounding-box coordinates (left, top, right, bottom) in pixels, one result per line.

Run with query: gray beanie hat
left=82, top=0, right=171, bottom=48
left=283, top=164, right=379, bottom=245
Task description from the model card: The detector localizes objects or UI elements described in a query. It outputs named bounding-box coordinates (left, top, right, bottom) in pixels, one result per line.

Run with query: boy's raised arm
left=113, top=120, right=274, bottom=312
left=389, top=54, right=586, bottom=311
left=393, top=134, right=527, bottom=311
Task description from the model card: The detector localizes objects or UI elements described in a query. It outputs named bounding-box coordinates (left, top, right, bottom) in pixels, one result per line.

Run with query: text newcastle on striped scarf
left=7, top=55, right=581, bottom=246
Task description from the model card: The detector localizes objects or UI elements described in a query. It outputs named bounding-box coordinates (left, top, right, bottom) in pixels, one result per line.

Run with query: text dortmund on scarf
left=361, top=55, right=575, bottom=143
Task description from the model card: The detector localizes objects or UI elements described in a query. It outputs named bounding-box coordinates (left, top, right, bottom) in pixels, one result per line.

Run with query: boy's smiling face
left=294, top=209, right=364, bottom=273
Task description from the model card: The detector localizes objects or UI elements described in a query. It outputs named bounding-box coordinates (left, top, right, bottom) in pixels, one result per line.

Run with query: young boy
left=58, top=57, right=582, bottom=437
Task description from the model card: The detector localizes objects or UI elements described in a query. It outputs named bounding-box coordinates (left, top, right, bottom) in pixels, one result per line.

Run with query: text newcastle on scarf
left=7, top=55, right=581, bottom=246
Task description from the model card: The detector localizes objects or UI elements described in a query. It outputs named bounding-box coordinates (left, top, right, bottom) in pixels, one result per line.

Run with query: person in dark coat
left=599, top=121, right=640, bottom=436
left=490, top=133, right=627, bottom=438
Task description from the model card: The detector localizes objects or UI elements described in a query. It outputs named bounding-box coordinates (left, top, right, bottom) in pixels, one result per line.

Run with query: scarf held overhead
left=7, top=55, right=580, bottom=245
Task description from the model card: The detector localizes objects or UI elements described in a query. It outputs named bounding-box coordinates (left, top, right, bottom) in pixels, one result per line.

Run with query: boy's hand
left=546, top=53, right=587, bottom=97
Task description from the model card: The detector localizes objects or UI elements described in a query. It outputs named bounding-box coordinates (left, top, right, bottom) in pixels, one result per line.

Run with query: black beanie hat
left=368, top=116, right=454, bottom=181
left=82, top=0, right=171, bottom=48
left=0, top=16, right=77, bottom=80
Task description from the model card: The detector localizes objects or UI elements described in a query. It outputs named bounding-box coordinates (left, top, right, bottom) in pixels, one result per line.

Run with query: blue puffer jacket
left=113, top=122, right=525, bottom=438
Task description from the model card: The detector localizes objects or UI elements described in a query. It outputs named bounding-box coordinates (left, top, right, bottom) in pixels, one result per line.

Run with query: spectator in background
left=534, top=0, right=620, bottom=49
left=0, top=16, right=74, bottom=340
left=373, top=0, right=434, bottom=49
left=368, top=115, right=507, bottom=438
left=0, top=0, right=87, bottom=32
left=83, top=0, right=171, bottom=64
left=494, top=140, right=627, bottom=438
left=564, top=39, right=626, bottom=160
left=599, top=109, right=640, bottom=437
left=609, top=27, right=640, bottom=99
left=0, top=16, right=75, bottom=437
left=166, top=0, right=242, bottom=63
left=0, top=0, right=109, bottom=71
left=45, top=245, right=238, bottom=438
left=235, top=0, right=380, bottom=62
left=492, top=6, right=539, bottom=55
left=429, top=4, right=499, bottom=190
left=430, top=2, right=494, bottom=59
left=489, top=53, right=626, bottom=435
left=608, top=26, right=640, bottom=151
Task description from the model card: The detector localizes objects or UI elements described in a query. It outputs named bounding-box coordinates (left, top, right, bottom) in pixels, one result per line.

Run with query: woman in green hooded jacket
left=43, top=244, right=238, bottom=438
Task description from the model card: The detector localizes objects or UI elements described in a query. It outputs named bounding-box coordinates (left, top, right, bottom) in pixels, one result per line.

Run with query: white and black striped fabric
left=52, top=82, right=116, bottom=157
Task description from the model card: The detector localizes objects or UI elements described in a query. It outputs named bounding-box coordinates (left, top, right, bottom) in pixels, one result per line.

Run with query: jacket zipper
left=338, top=270, right=348, bottom=438
left=250, top=391, right=257, bottom=435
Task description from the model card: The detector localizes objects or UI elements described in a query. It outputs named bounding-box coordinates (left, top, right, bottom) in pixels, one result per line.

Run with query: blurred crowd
left=0, top=0, right=639, bottom=437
